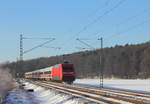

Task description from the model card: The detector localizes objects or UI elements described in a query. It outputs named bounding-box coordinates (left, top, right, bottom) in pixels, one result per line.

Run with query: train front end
left=62, top=64, right=75, bottom=84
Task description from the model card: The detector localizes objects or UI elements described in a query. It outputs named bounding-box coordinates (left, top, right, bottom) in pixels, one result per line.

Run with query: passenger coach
left=25, top=63, right=75, bottom=84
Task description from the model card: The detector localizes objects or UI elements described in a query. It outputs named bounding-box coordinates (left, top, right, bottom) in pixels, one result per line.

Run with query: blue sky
left=0, top=0, right=150, bottom=62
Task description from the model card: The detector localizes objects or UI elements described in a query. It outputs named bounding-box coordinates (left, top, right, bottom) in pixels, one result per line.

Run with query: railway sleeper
left=68, top=86, right=150, bottom=103
left=31, top=81, right=150, bottom=104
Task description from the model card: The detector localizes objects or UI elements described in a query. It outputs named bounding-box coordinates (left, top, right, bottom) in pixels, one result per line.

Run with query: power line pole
left=17, top=34, right=23, bottom=78
left=18, top=34, right=55, bottom=78
left=98, top=37, right=103, bottom=88
left=20, top=34, right=23, bottom=61
left=76, top=37, right=104, bottom=87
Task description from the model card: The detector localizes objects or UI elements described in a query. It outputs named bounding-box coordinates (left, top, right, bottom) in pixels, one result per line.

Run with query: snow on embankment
left=21, top=81, right=94, bottom=104
left=0, top=68, right=15, bottom=103
left=23, top=82, right=79, bottom=104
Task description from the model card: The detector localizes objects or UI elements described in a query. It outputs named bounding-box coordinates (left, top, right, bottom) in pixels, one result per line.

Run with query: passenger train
left=24, top=62, right=75, bottom=84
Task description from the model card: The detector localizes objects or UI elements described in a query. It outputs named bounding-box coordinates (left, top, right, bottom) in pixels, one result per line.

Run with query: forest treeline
left=2, top=42, right=150, bottom=79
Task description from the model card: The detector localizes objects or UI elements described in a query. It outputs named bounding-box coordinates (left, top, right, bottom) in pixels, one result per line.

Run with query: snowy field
left=74, top=79, right=150, bottom=93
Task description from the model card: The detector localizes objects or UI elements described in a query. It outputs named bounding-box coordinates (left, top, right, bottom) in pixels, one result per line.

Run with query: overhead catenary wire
left=90, top=7, right=150, bottom=39
left=86, top=0, right=111, bottom=18
left=76, top=18, right=150, bottom=50
left=74, top=0, right=126, bottom=37
left=76, top=1, right=150, bottom=50
left=23, top=38, right=55, bottom=54
left=60, top=0, right=111, bottom=47
left=61, top=0, right=125, bottom=52
left=116, top=7, right=150, bottom=27
left=23, top=37, right=54, bottom=40
left=88, top=5, right=150, bottom=44
left=44, top=46, right=61, bottom=50
left=76, top=38, right=95, bottom=50
left=105, top=18, right=150, bottom=41
left=73, top=0, right=126, bottom=51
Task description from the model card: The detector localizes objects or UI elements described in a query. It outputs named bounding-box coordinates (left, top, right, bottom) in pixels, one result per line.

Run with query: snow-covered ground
left=74, top=79, right=150, bottom=93
left=23, top=82, right=78, bottom=104
left=5, top=81, right=96, bottom=104
left=5, top=79, right=150, bottom=104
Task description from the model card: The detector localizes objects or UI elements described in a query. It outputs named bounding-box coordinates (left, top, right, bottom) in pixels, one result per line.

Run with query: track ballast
left=29, top=80, right=150, bottom=104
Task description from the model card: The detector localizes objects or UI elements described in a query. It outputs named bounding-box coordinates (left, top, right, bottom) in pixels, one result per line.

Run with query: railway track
left=29, top=80, right=150, bottom=104
left=72, top=84, right=150, bottom=102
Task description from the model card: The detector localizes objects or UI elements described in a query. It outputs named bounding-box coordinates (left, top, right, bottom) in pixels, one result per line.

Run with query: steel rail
left=29, top=81, right=149, bottom=104
left=32, top=81, right=127, bottom=104
left=41, top=81, right=149, bottom=104
left=43, top=81, right=150, bottom=100
left=71, top=84, right=150, bottom=99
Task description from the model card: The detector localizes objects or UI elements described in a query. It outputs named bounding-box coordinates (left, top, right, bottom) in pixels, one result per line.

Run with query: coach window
left=44, top=71, right=51, bottom=74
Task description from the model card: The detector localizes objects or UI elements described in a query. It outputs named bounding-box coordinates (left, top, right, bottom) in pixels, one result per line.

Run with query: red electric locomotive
left=25, top=63, right=75, bottom=84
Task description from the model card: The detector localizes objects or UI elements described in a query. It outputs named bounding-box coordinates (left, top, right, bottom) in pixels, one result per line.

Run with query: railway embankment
left=5, top=80, right=92, bottom=104
left=0, top=68, right=16, bottom=104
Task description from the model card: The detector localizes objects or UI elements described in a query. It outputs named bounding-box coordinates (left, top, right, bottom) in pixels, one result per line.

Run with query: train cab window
left=63, top=66, right=74, bottom=70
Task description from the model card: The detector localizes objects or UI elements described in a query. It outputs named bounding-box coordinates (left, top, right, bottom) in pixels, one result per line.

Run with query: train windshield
left=63, top=66, right=74, bottom=70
